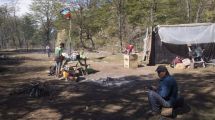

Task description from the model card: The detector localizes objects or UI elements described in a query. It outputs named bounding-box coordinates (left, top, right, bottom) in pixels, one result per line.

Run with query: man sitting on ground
left=147, top=65, right=178, bottom=116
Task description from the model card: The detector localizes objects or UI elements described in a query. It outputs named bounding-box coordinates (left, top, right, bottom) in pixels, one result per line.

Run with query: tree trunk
left=116, top=0, right=124, bottom=52
left=87, top=29, right=95, bottom=49
left=69, top=18, right=72, bottom=54
left=13, top=9, right=22, bottom=48
left=46, top=27, right=50, bottom=45
left=79, top=6, right=86, bottom=48
left=12, top=36, right=17, bottom=49
left=46, top=16, right=51, bottom=45
left=23, top=32, right=29, bottom=52
left=79, top=23, right=85, bottom=48
left=185, top=0, right=191, bottom=23
left=89, top=37, right=95, bottom=49
left=1, top=34, right=4, bottom=49
left=195, top=0, right=204, bottom=23
left=16, top=27, right=22, bottom=48
left=150, top=0, right=157, bottom=26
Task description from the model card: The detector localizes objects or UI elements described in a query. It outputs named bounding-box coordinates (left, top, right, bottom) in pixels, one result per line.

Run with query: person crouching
left=147, top=65, right=178, bottom=116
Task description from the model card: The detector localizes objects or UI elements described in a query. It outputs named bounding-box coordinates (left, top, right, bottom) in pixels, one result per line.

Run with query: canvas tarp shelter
left=148, top=23, right=215, bottom=65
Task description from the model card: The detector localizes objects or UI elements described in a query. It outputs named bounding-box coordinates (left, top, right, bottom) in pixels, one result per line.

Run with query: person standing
left=147, top=65, right=178, bottom=115
left=54, top=43, right=65, bottom=77
left=46, top=45, right=51, bottom=57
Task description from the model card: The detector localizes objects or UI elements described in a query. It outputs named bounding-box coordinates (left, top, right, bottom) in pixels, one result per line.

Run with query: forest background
left=0, top=0, right=215, bottom=52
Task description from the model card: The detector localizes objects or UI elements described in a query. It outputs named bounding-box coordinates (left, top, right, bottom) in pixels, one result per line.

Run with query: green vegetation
left=0, top=0, right=215, bottom=51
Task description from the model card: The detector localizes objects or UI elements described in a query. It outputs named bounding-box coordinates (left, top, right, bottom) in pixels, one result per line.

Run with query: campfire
left=10, top=81, right=52, bottom=98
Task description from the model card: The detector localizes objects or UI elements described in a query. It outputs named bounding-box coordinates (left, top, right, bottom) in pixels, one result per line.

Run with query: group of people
left=46, top=42, right=182, bottom=117
left=47, top=42, right=87, bottom=80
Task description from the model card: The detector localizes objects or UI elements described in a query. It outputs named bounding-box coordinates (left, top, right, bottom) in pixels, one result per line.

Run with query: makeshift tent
left=148, top=23, right=215, bottom=65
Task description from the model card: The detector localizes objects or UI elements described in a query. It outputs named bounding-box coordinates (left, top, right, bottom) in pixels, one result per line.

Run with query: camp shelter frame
left=148, top=23, right=215, bottom=65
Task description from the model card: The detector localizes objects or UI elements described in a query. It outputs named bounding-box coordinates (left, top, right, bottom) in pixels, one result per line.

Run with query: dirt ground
left=0, top=51, right=214, bottom=120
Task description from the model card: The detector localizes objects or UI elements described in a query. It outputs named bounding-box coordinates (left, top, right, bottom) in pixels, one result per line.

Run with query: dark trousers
left=48, top=51, right=51, bottom=57
left=148, top=90, right=171, bottom=113
left=47, top=50, right=51, bottom=57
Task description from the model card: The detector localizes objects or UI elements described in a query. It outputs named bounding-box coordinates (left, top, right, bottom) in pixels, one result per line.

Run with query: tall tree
left=0, top=4, right=19, bottom=49
left=0, top=6, right=9, bottom=49
left=30, top=0, right=61, bottom=46
left=20, top=14, right=36, bottom=50
left=113, top=0, right=127, bottom=52
left=57, top=0, right=111, bottom=50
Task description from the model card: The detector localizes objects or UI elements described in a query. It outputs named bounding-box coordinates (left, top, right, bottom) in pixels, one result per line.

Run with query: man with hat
left=147, top=65, right=178, bottom=115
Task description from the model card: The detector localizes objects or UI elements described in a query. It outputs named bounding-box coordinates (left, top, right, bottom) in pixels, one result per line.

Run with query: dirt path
left=0, top=52, right=214, bottom=120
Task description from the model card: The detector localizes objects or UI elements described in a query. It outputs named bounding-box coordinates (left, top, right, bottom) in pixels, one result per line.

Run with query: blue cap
left=156, top=65, right=167, bottom=72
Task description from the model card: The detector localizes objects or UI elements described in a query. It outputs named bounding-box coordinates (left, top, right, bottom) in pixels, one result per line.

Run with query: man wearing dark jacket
left=147, top=65, right=178, bottom=114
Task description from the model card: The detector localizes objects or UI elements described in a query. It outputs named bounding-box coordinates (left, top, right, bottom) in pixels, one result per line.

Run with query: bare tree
left=0, top=6, right=9, bottom=49
left=0, top=5, right=19, bottom=49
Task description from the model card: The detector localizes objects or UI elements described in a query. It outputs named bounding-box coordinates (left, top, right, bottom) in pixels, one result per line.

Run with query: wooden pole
left=69, top=17, right=72, bottom=55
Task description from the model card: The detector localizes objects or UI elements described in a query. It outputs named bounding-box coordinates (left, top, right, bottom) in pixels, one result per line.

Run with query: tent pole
left=148, top=26, right=156, bottom=66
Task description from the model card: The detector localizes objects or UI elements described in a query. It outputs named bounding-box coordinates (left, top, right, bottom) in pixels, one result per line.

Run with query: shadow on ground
left=173, top=72, right=215, bottom=120
left=0, top=71, right=214, bottom=120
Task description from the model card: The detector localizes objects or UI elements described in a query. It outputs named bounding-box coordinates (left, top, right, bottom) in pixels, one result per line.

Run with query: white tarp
left=158, top=23, right=215, bottom=45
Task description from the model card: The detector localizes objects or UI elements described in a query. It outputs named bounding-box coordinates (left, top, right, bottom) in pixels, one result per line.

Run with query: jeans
left=55, top=61, right=62, bottom=77
left=148, top=90, right=171, bottom=113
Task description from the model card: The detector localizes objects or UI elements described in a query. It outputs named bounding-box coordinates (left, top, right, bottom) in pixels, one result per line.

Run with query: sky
left=0, top=0, right=32, bottom=16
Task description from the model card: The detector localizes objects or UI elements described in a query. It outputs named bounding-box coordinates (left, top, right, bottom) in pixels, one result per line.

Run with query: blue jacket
left=158, top=75, right=178, bottom=106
